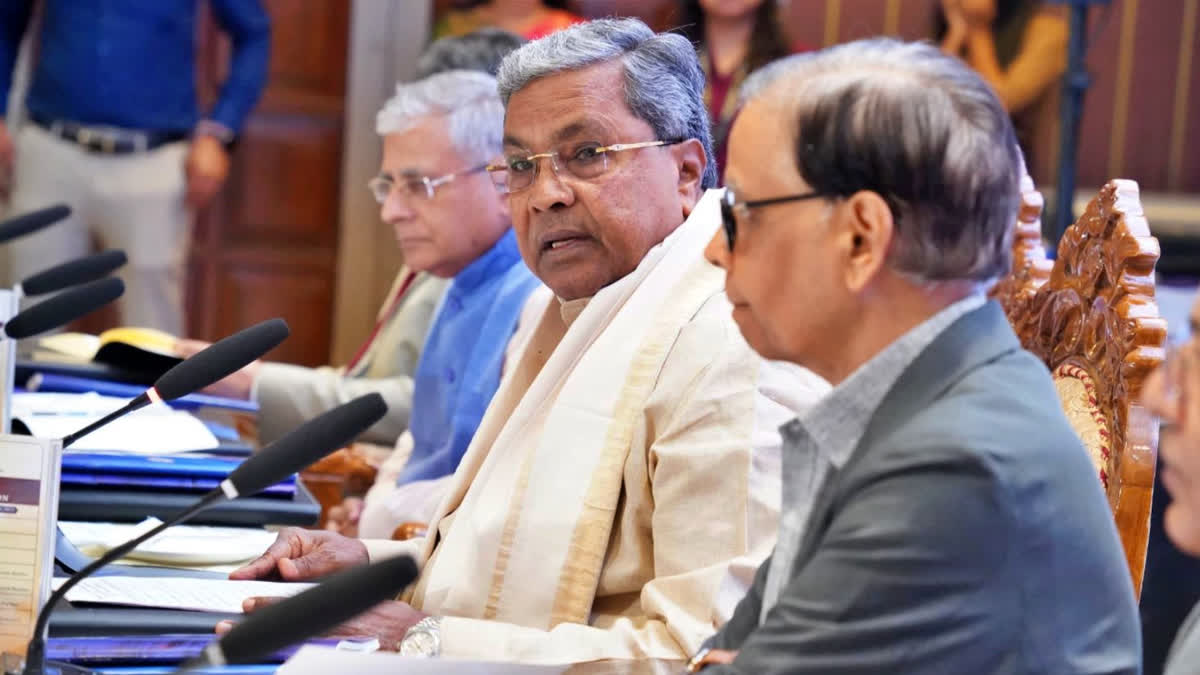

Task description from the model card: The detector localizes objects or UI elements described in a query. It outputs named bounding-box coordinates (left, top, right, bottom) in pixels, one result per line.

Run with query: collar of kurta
left=451, top=227, right=523, bottom=294
left=783, top=292, right=988, bottom=470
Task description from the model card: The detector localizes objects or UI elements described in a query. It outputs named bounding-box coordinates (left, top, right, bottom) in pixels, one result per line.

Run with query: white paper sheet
left=277, top=646, right=565, bottom=674
left=52, top=576, right=314, bottom=613
left=11, top=392, right=218, bottom=453
left=58, top=519, right=278, bottom=566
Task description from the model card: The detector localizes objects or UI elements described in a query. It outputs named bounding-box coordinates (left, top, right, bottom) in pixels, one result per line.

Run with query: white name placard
left=0, top=434, right=61, bottom=661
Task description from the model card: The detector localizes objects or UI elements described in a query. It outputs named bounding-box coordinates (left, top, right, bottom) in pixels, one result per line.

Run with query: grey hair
left=376, top=70, right=504, bottom=164
left=742, top=38, right=1021, bottom=283
left=415, top=28, right=527, bottom=79
left=496, top=18, right=717, bottom=189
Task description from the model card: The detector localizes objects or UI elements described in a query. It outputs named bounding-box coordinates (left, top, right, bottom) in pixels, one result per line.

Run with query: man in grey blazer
left=694, top=39, right=1141, bottom=673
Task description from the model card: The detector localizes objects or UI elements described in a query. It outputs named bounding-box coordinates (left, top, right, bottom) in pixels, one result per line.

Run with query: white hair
left=743, top=38, right=1022, bottom=283
left=375, top=70, right=504, bottom=163
left=495, top=18, right=717, bottom=189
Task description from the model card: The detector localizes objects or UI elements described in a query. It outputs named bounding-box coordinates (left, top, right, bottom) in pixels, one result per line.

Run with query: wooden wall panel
left=1075, top=4, right=1122, bottom=190
left=574, top=0, right=674, bottom=28
left=836, top=0, right=889, bottom=44
left=782, top=1, right=828, bottom=51
left=226, top=115, right=343, bottom=247
left=259, top=0, right=349, bottom=97
left=216, top=263, right=334, bottom=366
left=1178, top=0, right=1200, bottom=192
left=188, top=0, right=349, bottom=367
left=895, top=0, right=939, bottom=40
left=712, top=0, right=1198, bottom=194
left=1120, top=1, right=1182, bottom=188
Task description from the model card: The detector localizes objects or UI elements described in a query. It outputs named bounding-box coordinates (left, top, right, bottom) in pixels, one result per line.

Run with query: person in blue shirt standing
left=0, top=0, right=270, bottom=334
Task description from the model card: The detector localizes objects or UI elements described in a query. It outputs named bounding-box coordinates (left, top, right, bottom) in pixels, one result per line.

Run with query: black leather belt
left=29, top=113, right=188, bottom=155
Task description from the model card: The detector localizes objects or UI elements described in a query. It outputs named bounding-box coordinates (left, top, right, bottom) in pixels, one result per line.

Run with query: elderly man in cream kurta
left=228, top=18, right=828, bottom=664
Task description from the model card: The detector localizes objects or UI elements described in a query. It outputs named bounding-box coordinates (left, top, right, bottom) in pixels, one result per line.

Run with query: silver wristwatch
left=399, top=616, right=442, bottom=657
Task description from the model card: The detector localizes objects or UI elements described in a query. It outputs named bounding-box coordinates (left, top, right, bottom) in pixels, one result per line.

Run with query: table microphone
left=22, top=393, right=389, bottom=675
left=60, top=317, right=289, bottom=448
left=179, top=555, right=419, bottom=670
left=2, top=277, right=124, bottom=340
left=17, top=250, right=128, bottom=297
left=0, top=204, right=71, bottom=245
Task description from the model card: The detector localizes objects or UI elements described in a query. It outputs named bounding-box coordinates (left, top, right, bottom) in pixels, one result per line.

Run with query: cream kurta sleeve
left=432, top=295, right=829, bottom=662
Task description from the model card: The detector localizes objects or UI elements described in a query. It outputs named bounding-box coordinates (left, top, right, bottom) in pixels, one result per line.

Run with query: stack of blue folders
left=30, top=372, right=321, bottom=527
left=60, top=453, right=295, bottom=498
left=26, top=372, right=259, bottom=413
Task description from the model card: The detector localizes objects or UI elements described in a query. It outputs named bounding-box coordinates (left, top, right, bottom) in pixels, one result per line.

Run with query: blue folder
left=46, top=635, right=338, bottom=666
left=25, top=372, right=259, bottom=413
left=60, top=453, right=292, bottom=484
left=96, top=662, right=278, bottom=667
left=60, top=471, right=294, bottom=497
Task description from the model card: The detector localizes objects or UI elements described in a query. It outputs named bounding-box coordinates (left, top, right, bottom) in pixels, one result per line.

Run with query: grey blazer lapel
left=788, top=301, right=1023, bottom=569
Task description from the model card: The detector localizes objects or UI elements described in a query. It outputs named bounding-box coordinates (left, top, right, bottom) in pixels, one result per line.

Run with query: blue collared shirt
left=399, top=229, right=541, bottom=485
left=0, top=0, right=270, bottom=133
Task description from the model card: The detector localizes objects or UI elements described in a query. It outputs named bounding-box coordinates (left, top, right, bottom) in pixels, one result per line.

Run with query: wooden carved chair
left=993, top=177, right=1167, bottom=595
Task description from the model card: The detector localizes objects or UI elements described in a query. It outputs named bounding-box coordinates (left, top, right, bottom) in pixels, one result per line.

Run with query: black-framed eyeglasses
left=720, top=188, right=828, bottom=250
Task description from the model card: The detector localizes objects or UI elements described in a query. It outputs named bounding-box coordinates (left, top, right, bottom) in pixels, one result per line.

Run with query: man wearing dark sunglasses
left=694, top=38, right=1139, bottom=673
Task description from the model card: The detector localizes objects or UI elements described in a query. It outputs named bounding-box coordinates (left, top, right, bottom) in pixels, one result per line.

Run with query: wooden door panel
left=260, top=0, right=349, bottom=97
left=225, top=114, right=343, bottom=247
left=215, top=262, right=333, bottom=367
left=188, top=1, right=349, bottom=367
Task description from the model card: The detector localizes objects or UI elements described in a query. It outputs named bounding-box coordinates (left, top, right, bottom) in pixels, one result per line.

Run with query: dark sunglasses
left=720, top=188, right=829, bottom=250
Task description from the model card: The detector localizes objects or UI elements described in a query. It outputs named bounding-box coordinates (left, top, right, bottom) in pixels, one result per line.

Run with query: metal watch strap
left=398, top=615, right=442, bottom=656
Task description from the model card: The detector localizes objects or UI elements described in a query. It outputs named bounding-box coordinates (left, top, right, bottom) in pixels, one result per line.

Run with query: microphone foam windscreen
left=4, top=277, right=124, bottom=339
left=227, top=393, right=386, bottom=497
left=20, top=249, right=128, bottom=296
left=153, top=318, right=288, bottom=401
left=218, top=555, right=419, bottom=665
left=0, top=204, right=71, bottom=244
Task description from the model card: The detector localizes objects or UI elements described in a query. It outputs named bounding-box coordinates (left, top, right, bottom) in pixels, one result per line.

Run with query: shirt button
left=445, top=368, right=456, bottom=383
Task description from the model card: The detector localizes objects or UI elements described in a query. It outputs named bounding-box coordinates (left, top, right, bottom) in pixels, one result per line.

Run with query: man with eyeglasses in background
left=178, top=31, right=535, bottom=467
left=182, top=70, right=543, bottom=535
left=225, top=18, right=827, bottom=664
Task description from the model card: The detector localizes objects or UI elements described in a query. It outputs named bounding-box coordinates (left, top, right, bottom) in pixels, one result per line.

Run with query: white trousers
left=4, top=124, right=191, bottom=334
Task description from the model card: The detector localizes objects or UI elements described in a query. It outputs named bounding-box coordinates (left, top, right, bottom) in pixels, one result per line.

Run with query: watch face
left=401, top=630, right=437, bottom=657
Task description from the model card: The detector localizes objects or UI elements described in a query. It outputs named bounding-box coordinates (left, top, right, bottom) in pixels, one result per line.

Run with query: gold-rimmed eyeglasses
left=368, top=161, right=500, bottom=203
left=488, top=139, right=685, bottom=195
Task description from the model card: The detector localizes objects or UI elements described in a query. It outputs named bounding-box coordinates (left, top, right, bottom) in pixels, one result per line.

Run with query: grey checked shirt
left=759, top=293, right=987, bottom=621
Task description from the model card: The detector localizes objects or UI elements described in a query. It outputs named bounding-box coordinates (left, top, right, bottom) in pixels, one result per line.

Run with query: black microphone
left=60, top=318, right=290, bottom=448
left=2, top=277, right=124, bottom=339
left=219, top=393, right=386, bottom=499
left=0, top=204, right=71, bottom=245
left=22, top=393, right=389, bottom=675
left=181, top=555, right=419, bottom=670
left=17, top=250, right=128, bottom=297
